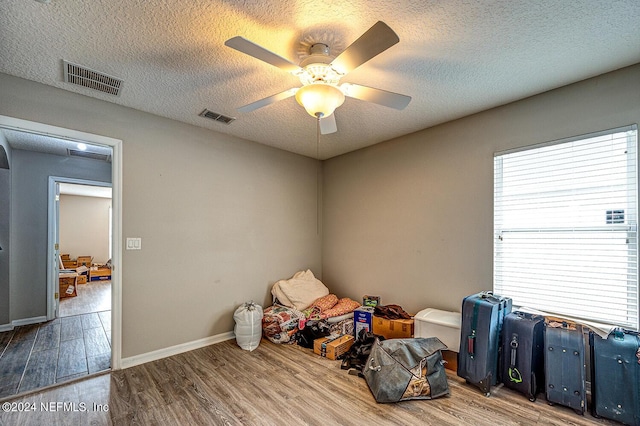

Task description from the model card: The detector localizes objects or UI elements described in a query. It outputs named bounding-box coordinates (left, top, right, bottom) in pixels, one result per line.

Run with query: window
left=494, top=126, right=638, bottom=330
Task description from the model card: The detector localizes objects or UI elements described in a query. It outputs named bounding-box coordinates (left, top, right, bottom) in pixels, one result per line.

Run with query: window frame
left=493, top=125, right=639, bottom=330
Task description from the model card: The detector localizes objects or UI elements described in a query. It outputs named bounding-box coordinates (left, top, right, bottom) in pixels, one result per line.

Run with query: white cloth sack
left=234, top=302, right=263, bottom=351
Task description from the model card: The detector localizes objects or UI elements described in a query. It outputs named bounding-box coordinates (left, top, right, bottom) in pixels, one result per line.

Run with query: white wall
left=59, top=194, right=112, bottom=264
left=322, top=63, right=640, bottom=316
left=0, top=73, right=322, bottom=358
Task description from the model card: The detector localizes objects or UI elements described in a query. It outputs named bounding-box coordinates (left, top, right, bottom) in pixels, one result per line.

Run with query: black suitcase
left=457, top=291, right=512, bottom=396
left=501, top=311, right=545, bottom=401
left=544, top=317, right=586, bottom=415
left=590, top=328, right=640, bottom=425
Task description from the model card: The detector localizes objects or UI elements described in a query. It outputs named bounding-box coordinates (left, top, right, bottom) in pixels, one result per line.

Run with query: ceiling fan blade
left=330, top=21, right=400, bottom=75
left=319, top=113, right=337, bottom=135
left=225, top=36, right=302, bottom=74
left=237, top=88, right=298, bottom=113
left=341, top=83, right=411, bottom=110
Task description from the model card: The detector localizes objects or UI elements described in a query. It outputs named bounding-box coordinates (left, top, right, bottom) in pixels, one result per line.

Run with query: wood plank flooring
left=59, top=280, right=111, bottom=317
left=0, top=338, right=616, bottom=426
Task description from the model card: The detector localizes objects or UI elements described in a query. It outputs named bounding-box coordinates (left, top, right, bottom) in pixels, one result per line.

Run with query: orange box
left=62, top=260, right=77, bottom=269
left=372, top=316, right=414, bottom=339
left=89, top=267, right=111, bottom=281
left=59, top=273, right=77, bottom=298
left=76, top=256, right=93, bottom=267
left=313, top=335, right=355, bottom=360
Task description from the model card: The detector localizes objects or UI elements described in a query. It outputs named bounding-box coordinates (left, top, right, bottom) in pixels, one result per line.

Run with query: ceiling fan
left=225, top=21, right=411, bottom=135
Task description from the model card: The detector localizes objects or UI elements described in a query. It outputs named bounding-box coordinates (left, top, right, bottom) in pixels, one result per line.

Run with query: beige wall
left=59, top=194, right=112, bottom=264
left=0, top=73, right=322, bottom=357
left=2, top=62, right=638, bottom=358
left=322, top=63, right=640, bottom=316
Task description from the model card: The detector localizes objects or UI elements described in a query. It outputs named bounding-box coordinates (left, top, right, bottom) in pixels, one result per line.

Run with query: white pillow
left=271, top=269, right=329, bottom=311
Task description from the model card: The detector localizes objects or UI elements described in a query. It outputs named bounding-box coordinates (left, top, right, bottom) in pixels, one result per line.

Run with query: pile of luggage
left=457, top=291, right=640, bottom=425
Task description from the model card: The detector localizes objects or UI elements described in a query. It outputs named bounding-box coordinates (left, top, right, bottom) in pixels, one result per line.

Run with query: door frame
left=48, top=177, right=112, bottom=319
left=0, top=115, right=123, bottom=370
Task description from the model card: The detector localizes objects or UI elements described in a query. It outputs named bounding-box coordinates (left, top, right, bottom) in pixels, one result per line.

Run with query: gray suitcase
left=590, top=328, right=640, bottom=425
left=457, top=291, right=512, bottom=396
left=544, top=317, right=586, bottom=415
left=501, top=311, right=545, bottom=401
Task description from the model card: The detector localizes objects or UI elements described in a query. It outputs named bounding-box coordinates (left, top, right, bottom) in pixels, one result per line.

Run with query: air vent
left=199, top=109, right=235, bottom=124
left=68, top=149, right=111, bottom=162
left=63, top=60, right=123, bottom=96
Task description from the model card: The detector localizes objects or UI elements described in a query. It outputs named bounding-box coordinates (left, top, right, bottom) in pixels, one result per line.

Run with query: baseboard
left=12, top=316, right=47, bottom=327
left=121, top=331, right=235, bottom=369
left=0, top=316, right=48, bottom=332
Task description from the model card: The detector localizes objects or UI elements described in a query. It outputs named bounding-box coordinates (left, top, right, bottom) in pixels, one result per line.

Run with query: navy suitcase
left=501, top=311, right=545, bottom=401
left=590, top=328, right=640, bottom=425
left=457, top=291, right=512, bottom=396
left=544, top=317, right=586, bottom=415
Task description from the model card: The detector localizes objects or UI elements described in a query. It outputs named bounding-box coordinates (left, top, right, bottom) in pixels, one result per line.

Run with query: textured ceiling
left=1, top=0, right=639, bottom=159
left=2, top=129, right=112, bottom=158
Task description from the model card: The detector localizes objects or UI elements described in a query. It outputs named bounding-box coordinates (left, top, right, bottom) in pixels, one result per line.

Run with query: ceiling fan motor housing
left=298, top=43, right=342, bottom=86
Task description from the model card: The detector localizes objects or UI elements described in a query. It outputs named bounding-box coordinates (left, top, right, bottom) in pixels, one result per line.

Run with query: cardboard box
left=89, top=267, right=111, bottom=281
left=442, top=350, right=458, bottom=371
left=59, top=273, right=77, bottom=298
left=354, top=307, right=374, bottom=336
left=313, top=335, right=355, bottom=360
left=372, top=316, right=414, bottom=339
left=61, top=254, right=71, bottom=260
left=62, top=260, right=77, bottom=269
left=77, top=275, right=87, bottom=284
left=362, top=295, right=380, bottom=307
left=77, top=256, right=93, bottom=267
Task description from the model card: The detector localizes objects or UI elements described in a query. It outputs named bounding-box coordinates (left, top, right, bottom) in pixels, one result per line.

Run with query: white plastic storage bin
left=414, top=308, right=461, bottom=352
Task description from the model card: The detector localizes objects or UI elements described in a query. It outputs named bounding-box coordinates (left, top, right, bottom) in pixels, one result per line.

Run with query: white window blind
left=494, top=126, right=639, bottom=330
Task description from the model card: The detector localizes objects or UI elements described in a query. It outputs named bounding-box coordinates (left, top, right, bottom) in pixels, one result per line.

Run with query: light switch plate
left=126, top=237, right=142, bottom=250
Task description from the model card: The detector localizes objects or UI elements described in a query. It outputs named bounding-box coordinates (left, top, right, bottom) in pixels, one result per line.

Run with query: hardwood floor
left=0, top=339, right=615, bottom=426
left=59, top=280, right=111, bottom=317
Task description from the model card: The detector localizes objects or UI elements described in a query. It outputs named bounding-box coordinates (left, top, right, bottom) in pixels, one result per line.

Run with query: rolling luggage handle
left=508, top=333, right=523, bottom=384
left=467, top=300, right=480, bottom=358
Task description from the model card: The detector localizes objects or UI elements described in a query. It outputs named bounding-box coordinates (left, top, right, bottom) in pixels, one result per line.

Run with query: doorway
left=0, top=115, right=122, bottom=399
left=49, top=179, right=113, bottom=319
left=57, top=183, right=112, bottom=318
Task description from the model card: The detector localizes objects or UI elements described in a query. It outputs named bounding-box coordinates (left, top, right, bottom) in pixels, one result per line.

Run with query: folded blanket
left=321, top=298, right=361, bottom=319
left=271, top=269, right=329, bottom=311
left=262, top=304, right=305, bottom=344
left=302, top=294, right=339, bottom=320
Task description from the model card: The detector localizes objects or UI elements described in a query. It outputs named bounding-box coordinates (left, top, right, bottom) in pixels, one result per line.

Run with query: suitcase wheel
left=529, top=396, right=536, bottom=402
left=574, top=409, right=584, bottom=416
left=484, top=392, right=491, bottom=398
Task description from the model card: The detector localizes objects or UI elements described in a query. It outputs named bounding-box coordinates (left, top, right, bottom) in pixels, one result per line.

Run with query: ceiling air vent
left=68, top=149, right=112, bottom=162
left=199, top=109, right=235, bottom=124
left=63, top=60, right=123, bottom=96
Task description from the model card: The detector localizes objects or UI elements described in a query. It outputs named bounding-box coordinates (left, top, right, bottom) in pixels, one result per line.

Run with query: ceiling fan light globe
left=295, top=84, right=345, bottom=118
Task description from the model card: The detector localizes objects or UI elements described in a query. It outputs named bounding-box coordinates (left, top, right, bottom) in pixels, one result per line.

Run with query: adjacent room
left=0, top=0, right=639, bottom=424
